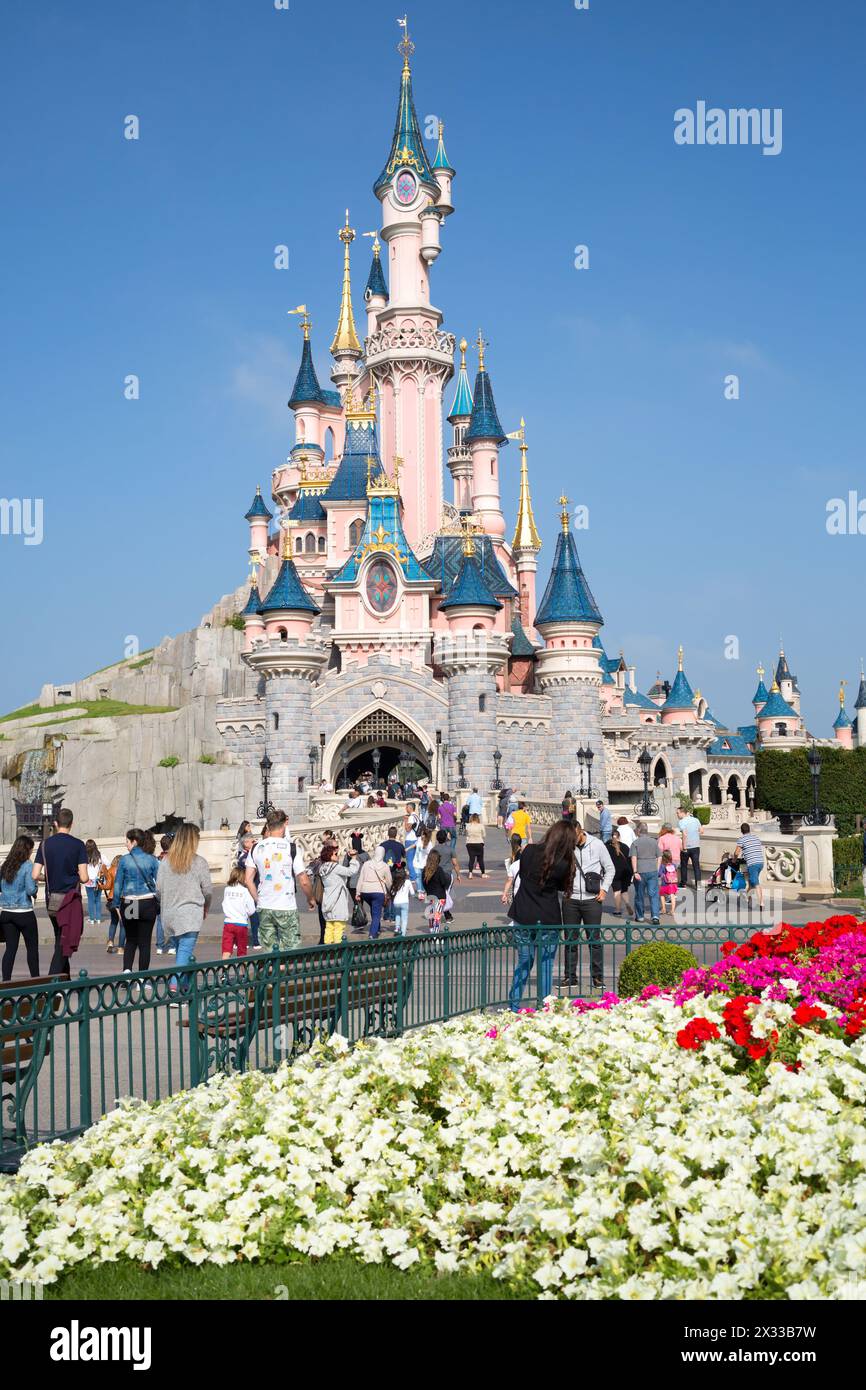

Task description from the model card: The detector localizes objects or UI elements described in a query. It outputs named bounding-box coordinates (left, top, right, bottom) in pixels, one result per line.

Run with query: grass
left=126, top=656, right=154, bottom=670
left=0, top=699, right=177, bottom=727
left=199, top=753, right=216, bottom=764
left=158, top=755, right=180, bottom=767
left=45, top=1256, right=532, bottom=1302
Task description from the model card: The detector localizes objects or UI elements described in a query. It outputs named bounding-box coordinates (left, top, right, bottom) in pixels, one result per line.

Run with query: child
left=390, top=862, right=416, bottom=936
left=414, top=827, right=433, bottom=901
left=659, top=849, right=678, bottom=916
left=221, top=864, right=256, bottom=958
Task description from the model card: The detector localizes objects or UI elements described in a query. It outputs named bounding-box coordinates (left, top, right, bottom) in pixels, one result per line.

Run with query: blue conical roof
left=752, top=677, right=769, bottom=706
left=241, top=585, right=262, bottom=617
left=510, top=614, right=536, bottom=657
left=758, top=687, right=797, bottom=719
left=288, top=335, right=326, bottom=409
left=535, top=529, right=602, bottom=627
left=465, top=368, right=507, bottom=445
left=834, top=706, right=852, bottom=730
left=855, top=674, right=866, bottom=710
left=330, top=489, right=432, bottom=585
left=324, top=418, right=385, bottom=501
left=364, top=247, right=388, bottom=302
left=260, top=558, right=320, bottom=615
left=661, top=668, right=695, bottom=712
left=431, top=123, right=453, bottom=172
left=374, top=61, right=437, bottom=199
left=440, top=551, right=502, bottom=611
left=244, top=487, right=273, bottom=522
left=448, top=361, right=474, bottom=423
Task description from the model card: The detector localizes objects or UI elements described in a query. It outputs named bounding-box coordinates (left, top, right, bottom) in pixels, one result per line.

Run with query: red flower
left=792, top=1003, right=827, bottom=1026
left=676, top=1017, right=721, bottom=1051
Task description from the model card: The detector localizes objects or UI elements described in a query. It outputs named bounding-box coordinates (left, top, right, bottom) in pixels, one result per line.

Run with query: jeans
left=86, top=885, right=102, bottom=923
left=508, top=929, right=558, bottom=1011
left=170, top=930, right=198, bottom=992
left=449, top=826, right=458, bottom=851
left=393, top=902, right=409, bottom=935
left=249, top=910, right=260, bottom=947
left=562, top=897, right=604, bottom=986
left=680, top=847, right=701, bottom=889
left=634, top=871, right=660, bottom=921
left=108, top=905, right=126, bottom=947
left=363, top=892, right=385, bottom=938
left=155, top=914, right=165, bottom=950
left=406, top=846, right=417, bottom=886
left=1, top=909, right=39, bottom=980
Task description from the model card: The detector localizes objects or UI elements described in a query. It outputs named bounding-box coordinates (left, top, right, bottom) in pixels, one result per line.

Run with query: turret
left=465, top=333, right=507, bottom=539
left=240, top=580, right=265, bottom=653
left=431, top=120, right=454, bottom=216
left=330, top=211, right=362, bottom=394
left=660, top=647, right=697, bottom=725
left=257, top=535, right=322, bottom=641
left=752, top=664, right=769, bottom=712
left=363, top=233, right=388, bottom=337
left=756, top=680, right=801, bottom=742
left=446, top=336, right=474, bottom=509
left=244, top=485, right=273, bottom=567
left=509, top=418, right=542, bottom=631
left=854, top=659, right=866, bottom=748
left=834, top=680, right=853, bottom=747
left=288, top=308, right=326, bottom=451
left=439, top=527, right=503, bottom=633
left=775, top=644, right=800, bottom=714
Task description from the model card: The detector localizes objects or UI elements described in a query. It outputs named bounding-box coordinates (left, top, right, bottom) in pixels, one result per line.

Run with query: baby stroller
left=459, top=804, right=471, bottom=837
left=706, top=851, right=742, bottom=899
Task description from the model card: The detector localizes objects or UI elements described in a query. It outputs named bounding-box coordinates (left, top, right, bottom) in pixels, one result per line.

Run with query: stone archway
left=326, top=705, right=434, bottom=789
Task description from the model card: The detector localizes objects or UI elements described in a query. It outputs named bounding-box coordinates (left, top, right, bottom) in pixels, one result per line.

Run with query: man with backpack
left=244, top=809, right=315, bottom=952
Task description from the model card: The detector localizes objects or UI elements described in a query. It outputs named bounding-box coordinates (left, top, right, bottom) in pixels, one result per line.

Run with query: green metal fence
left=1, top=922, right=748, bottom=1169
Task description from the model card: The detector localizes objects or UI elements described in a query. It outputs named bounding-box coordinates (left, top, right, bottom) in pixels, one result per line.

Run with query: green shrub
left=617, top=942, right=699, bottom=997
left=675, top=792, right=694, bottom=813
left=199, top=754, right=216, bottom=764
left=694, top=805, right=711, bottom=826
left=158, top=755, right=180, bottom=768
left=225, top=614, right=245, bottom=631
left=756, top=746, right=866, bottom=837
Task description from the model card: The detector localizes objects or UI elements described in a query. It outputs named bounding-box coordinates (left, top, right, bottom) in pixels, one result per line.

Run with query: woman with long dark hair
left=112, top=828, right=161, bottom=972
left=422, top=850, right=449, bottom=932
left=0, top=836, right=39, bottom=980
left=507, top=819, right=575, bottom=1010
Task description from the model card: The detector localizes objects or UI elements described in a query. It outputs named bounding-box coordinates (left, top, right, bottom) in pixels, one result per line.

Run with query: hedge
left=755, top=746, right=866, bottom=837
left=617, top=942, right=699, bottom=997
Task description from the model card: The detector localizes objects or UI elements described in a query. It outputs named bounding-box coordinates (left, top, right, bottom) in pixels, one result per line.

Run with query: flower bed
left=1, top=916, right=865, bottom=1300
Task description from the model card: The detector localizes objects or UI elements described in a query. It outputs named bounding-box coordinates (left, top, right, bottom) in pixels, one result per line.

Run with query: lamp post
left=805, top=742, right=830, bottom=825
left=257, top=752, right=273, bottom=819
left=492, top=748, right=502, bottom=790
left=637, top=746, right=655, bottom=816
left=41, top=800, right=53, bottom=843
left=576, top=747, right=585, bottom=797
left=318, top=731, right=326, bottom=780
left=308, top=744, right=317, bottom=788
left=584, top=744, right=594, bottom=799
left=456, top=749, right=467, bottom=789
left=340, top=749, right=349, bottom=791
left=372, top=747, right=381, bottom=788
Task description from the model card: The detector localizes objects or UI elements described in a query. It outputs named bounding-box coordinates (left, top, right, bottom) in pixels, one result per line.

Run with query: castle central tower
left=365, top=23, right=455, bottom=548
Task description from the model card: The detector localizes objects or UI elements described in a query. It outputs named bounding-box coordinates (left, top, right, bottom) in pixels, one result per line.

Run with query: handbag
left=576, top=845, right=602, bottom=897
left=42, top=847, right=71, bottom=915
left=351, top=899, right=368, bottom=930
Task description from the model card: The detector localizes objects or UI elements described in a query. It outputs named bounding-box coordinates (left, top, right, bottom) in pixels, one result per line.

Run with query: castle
left=214, top=24, right=864, bottom=821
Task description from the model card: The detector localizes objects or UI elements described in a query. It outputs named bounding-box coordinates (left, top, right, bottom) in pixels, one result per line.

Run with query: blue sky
left=1, top=0, right=864, bottom=732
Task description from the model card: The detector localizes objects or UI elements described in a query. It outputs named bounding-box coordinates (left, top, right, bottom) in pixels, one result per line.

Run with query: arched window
left=304, top=532, right=316, bottom=554
left=278, top=628, right=288, bottom=642
left=348, top=519, right=363, bottom=547
left=294, top=537, right=303, bottom=554
left=317, top=535, right=326, bottom=553
left=324, top=427, right=335, bottom=462
left=478, top=694, right=486, bottom=712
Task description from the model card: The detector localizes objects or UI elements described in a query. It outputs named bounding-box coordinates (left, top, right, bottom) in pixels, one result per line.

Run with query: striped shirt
left=736, top=833, right=764, bottom=867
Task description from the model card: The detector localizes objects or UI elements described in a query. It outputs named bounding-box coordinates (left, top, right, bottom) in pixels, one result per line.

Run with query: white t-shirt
left=393, top=878, right=416, bottom=906
left=616, top=825, right=636, bottom=849
left=251, top=837, right=307, bottom=911
left=223, top=884, right=257, bottom=926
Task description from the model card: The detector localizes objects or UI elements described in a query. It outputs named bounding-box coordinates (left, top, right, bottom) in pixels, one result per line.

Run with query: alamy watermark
left=826, top=491, right=866, bottom=535
left=0, top=497, right=43, bottom=545
left=674, top=103, right=782, bottom=157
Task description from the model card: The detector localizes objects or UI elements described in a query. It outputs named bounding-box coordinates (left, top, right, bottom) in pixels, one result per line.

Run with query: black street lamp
left=492, top=748, right=502, bottom=790
left=257, top=751, right=274, bottom=819
left=340, top=749, right=349, bottom=790
left=308, top=744, right=317, bottom=786
left=456, top=749, right=467, bottom=788
left=805, top=742, right=830, bottom=825
left=584, top=744, right=594, bottom=799
left=372, top=747, right=381, bottom=788
left=576, top=747, right=585, bottom=797
left=637, top=746, right=656, bottom=817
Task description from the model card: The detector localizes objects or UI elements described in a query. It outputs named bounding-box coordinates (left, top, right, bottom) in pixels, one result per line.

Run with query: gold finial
left=677, top=645, right=684, bottom=672
left=770, top=678, right=780, bottom=692
left=511, top=417, right=541, bottom=553
left=459, top=513, right=477, bottom=557
left=363, top=230, right=381, bottom=258
left=757, top=663, right=765, bottom=681
left=282, top=530, right=292, bottom=561
left=397, top=15, right=414, bottom=73
left=331, top=211, right=361, bottom=356
left=476, top=329, right=487, bottom=371
left=840, top=679, right=848, bottom=707
left=558, top=494, right=570, bottom=535
left=459, top=336, right=467, bottom=367
left=438, top=119, right=444, bottom=140
left=289, top=305, right=310, bottom=340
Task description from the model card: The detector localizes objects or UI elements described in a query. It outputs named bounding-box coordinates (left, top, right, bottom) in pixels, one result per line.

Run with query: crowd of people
left=0, top=789, right=769, bottom=983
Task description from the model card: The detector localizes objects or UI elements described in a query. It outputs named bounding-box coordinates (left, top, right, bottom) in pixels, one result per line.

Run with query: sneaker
left=168, top=948, right=176, bottom=955
left=651, top=917, right=660, bottom=925
left=105, top=943, right=114, bottom=953
left=156, top=949, right=164, bottom=955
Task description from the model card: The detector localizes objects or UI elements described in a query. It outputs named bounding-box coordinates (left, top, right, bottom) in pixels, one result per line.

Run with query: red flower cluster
left=722, top=994, right=778, bottom=1061
left=791, top=1003, right=827, bottom=1027
left=843, top=995, right=866, bottom=1038
left=720, top=915, right=864, bottom=964
left=676, top=1017, right=721, bottom=1051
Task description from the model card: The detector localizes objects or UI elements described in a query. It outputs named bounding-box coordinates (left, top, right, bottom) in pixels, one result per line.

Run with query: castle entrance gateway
left=331, top=710, right=433, bottom=788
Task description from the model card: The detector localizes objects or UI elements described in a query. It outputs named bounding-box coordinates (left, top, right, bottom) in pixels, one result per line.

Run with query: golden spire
left=459, top=337, right=467, bottom=368
left=770, top=678, right=780, bottom=693
left=510, top=418, right=542, bottom=553
left=397, top=15, right=414, bottom=75
left=330, top=210, right=361, bottom=356
left=839, top=679, right=848, bottom=707
left=282, top=529, right=292, bottom=561
left=558, top=494, right=570, bottom=535
left=677, top=645, right=684, bottom=672
left=476, top=329, right=487, bottom=371
left=288, top=305, right=310, bottom=340
left=757, top=662, right=765, bottom=681
left=460, top=513, right=478, bottom=557
left=346, top=380, right=377, bottom=423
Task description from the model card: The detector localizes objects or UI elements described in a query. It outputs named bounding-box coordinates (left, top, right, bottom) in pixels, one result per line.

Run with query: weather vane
left=475, top=329, right=487, bottom=369
left=339, top=209, right=355, bottom=245
left=397, top=15, right=414, bottom=67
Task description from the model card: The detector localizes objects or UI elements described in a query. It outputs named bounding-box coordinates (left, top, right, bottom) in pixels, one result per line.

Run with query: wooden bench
left=1, top=975, right=67, bottom=1153
left=184, top=953, right=418, bottom=1076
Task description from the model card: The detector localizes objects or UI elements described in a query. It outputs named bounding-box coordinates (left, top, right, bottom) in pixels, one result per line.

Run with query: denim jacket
left=0, top=862, right=38, bottom=910
left=112, top=849, right=160, bottom=906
